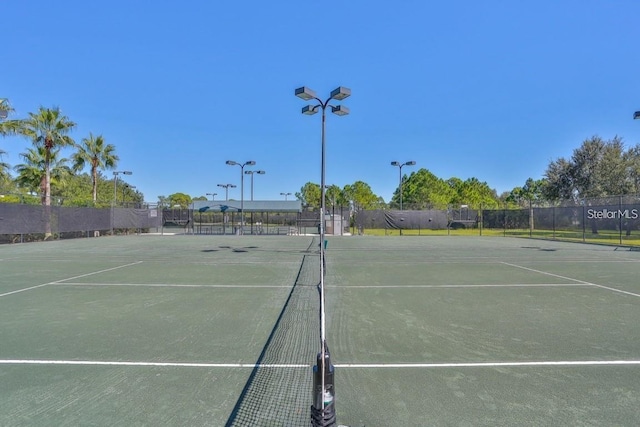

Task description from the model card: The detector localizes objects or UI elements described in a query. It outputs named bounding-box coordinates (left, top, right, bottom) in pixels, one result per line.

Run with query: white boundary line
left=0, top=261, right=143, bottom=298
left=330, top=284, right=590, bottom=289
left=0, top=360, right=308, bottom=368
left=335, top=360, right=640, bottom=368
left=1, top=359, right=639, bottom=369
left=53, top=283, right=293, bottom=288
left=502, top=262, right=640, bottom=298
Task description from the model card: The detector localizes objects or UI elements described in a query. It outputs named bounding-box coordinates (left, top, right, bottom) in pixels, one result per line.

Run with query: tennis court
left=1, top=235, right=639, bottom=426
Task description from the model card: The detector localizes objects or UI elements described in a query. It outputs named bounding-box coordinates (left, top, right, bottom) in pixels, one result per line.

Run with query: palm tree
left=0, top=148, right=10, bottom=183
left=0, top=98, right=13, bottom=122
left=14, top=146, right=72, bottom=204
left=2, top=106, right=76, bottom=206
left=72, top=133, right=119, bottom=203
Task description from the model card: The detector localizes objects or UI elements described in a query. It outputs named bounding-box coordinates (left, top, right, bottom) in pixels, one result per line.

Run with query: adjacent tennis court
left=1, top=235, right=639, bottom=426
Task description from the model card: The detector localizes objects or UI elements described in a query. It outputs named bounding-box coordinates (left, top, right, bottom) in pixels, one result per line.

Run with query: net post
left=311, top=342, right=337, bottom=427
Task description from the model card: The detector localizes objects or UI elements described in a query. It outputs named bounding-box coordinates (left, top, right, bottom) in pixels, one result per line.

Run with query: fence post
left=619, top=195, right=623, bottom=245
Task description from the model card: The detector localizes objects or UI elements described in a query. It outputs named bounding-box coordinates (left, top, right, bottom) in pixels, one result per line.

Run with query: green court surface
left=1, top=235, right=639, bottom=426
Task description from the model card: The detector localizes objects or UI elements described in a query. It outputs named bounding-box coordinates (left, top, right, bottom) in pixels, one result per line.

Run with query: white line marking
left=0, top=360, right=308, bottom=368
left=330, top=284, right=591, bottom=289
left=502, top=262, right=640, bottom=298
left=587, top=284, right=640, bottom=298
left=0, top=283, right=51, bottom=298
left=501, top=262, right=592, bottom=284
left=1, top=359, right=639, bottom=369
left=0, top=261, right=143, bottom=298
left=54, top=283, right=292, bottom=288
left=50, top=261, right=143, bottom=284
left=335, top=361, right=640, bottom=368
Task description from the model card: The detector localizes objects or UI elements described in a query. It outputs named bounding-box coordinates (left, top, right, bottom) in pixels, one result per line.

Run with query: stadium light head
left=295, top=86, right=317, bottom=101
left=330, top=86, right=351, bottom=101
left=634, top=111, right=640, bottom=120
left=391, top=161, right=400, bottom=166
left=302, top=105, right=318, bottom=115
left=331, top=105, right=349, bottom=116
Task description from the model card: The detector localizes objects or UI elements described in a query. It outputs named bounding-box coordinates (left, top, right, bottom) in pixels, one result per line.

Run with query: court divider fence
left=355, top=195, right=640, bottom=247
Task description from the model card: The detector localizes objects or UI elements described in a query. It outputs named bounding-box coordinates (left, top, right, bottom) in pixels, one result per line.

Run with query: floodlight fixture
left=634, top=111, right=640, bottom=120
left=226, top=160, right=238, bottom=166
left=331, top=105, right=349, bottom=116
left=295, top=86, right=317, bottom=101
left=217, top=184, right=236, bottom=200
left=302, top=105, right=318, bottom=115
left=406, top=161, right=416, bottom=166
left=330, top=86, right=351, bottom=101
left=391, top=161, right=400, bottom=166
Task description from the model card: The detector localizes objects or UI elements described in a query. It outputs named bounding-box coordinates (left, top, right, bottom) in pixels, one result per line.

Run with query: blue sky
left=3, top=0, right=639, bottom=203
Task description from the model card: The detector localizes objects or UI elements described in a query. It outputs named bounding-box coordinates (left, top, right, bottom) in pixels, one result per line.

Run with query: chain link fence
left=355, top=196, right=640, bottom=246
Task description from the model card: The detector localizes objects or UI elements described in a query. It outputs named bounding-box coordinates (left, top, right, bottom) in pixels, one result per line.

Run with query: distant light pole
left=206, top=192, right=217, bottom=201
left=226, top=160, right=256, bottom=234
left=390, top=161, right=416, bottom=210
left=122, top=184, right=136, bottom=204
left=244, top=170, right=265, bottom=201
left=280, top=192, right=292, bottom=200
left=217, top=184, right=236, bottom=200
left=113, top=171, right=133, bottom=207
left=295, top=85, right=350, bottom=425
left=111, top=170, right=132, bottom=235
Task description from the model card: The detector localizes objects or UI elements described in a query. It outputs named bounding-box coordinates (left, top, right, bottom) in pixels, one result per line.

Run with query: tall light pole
left=295, top=85, right=350, bottom=426
left=217, top=184, right=236, bottom=200
left=113, top=171, right=133, bottom=207
left=226, top=160, right=256, bottom=234
left=244, top=170, right=265, bottom=201
left=390, top=161, right=416, bottom=210
left=206, top=192, right=217, bottom=201
left=111, top=170, right=132, bottom=235
left=280, top=192, right=292, bottom=200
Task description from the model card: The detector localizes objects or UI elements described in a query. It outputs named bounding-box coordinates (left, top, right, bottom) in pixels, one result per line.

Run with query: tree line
left=295, top=135, right=640, bottom=212
left=3, top=102, right=638, bottom=211
left=1, top=105, right=140, bottom=207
